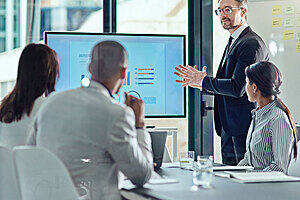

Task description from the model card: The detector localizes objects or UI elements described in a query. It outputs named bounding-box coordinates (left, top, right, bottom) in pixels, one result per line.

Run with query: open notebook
left=147, top=171, right=178, bottom=185
left=225, top=171, right=300, bottom=183
left=121, top=171, right=178, bottom=190
left=213, top=165, right=254, bottom=171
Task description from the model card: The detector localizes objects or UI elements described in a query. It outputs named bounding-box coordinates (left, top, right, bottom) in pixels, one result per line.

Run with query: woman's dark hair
left=0, top=43, right=59, bottom=123
left=245, top=61, right=297, bottom=159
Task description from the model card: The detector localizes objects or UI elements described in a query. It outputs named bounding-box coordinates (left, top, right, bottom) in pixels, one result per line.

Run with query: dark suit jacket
left=202, top=27, right=269, bottom=137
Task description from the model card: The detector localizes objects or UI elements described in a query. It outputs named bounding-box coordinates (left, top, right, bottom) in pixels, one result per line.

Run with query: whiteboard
left=248, top=0, right=300, bottom=122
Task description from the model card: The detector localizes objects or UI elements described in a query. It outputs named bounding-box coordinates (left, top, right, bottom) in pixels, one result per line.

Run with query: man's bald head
left=89, top=41, right=127, bottom=82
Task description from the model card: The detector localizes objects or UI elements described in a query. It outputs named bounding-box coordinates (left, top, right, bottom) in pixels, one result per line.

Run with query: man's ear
left=88, top=63, right=92, bottom=74
left=120, top=67, right=127, bottom=79
left=241, top=7, right=247, bottom=18
left=88, top=63, right=95, bottom=80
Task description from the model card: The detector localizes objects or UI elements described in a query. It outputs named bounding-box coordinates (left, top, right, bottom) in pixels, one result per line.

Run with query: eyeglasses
left=215, top=7, right=243, bottom=16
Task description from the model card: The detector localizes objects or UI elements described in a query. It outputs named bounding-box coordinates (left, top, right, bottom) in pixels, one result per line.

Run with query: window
left=40, top=0, right=103, bottom=38
left=0, top=0, right=103, bottom=99
left=117, top=0, right=187, bottom=34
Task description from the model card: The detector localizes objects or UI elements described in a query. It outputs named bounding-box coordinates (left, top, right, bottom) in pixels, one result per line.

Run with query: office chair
left=0, top=146, right=21, bottom=200
left=288, top=141, right=300, bottom=177
left=13, top=146, right=79, bottom=200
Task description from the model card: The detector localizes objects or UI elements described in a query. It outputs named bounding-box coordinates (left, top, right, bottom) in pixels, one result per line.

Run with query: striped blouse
left=238, top=100, right=294, bottom=173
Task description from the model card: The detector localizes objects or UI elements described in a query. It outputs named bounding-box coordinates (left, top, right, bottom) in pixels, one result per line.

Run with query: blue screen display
left=45, top=33, right=185, bottom=117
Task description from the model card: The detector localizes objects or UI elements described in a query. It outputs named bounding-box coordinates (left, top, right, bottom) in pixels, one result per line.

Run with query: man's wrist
left=200, top=75, right=206, bottom=87
left=136, top=127, right=145, bottom=129
left=136, top=121, right=145, bottom=129
left=201, top=75, right=208, bottom=88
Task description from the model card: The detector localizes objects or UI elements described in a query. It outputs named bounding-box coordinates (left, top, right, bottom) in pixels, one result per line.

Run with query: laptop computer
left=149, top=131, right=167, bottom=170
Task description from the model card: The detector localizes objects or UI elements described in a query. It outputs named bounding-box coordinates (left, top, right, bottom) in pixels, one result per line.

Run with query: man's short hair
left=235, top=0, right=247, bottom=7
left=218, top=0, right=248, bottom=15
left=218, top=0, right=248, bottom=6
left=89, top=40, right=127, bottom=81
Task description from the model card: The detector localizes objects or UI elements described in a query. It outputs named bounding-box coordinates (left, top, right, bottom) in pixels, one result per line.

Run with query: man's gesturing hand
left=174, top=65, right=207, bottom=90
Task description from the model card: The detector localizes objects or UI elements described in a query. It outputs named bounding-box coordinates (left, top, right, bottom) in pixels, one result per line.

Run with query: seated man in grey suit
left=27, top=41, right=153, bottom=200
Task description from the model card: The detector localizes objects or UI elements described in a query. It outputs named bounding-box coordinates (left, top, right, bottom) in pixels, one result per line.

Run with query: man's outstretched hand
left=174, top=65, right=207, bottom=90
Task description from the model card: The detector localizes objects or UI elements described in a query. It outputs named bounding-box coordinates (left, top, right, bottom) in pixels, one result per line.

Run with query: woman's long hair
left=0, top=43, right=59, bottom=123
left=245, top=61, right=297, bottom=159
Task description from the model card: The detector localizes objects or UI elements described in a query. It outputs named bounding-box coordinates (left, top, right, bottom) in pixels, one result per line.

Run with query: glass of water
left=193, top=156, right=213, bottom=188
left=179, top=151, right=195, bottom=170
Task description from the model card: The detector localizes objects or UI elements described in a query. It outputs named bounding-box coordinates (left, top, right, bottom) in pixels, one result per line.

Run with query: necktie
left=226, top=36, right=233, bottom=55
left=219, top=36, right=234, bottom=69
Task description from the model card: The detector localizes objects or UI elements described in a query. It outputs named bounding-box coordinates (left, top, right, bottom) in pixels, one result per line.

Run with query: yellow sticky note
left=284, top=17, right=295, bottom=27
left=272, top=18, right=282, bottom=27
left=296, top=43, right=300, bottom=53
left=285, top=5, right=295, bottom=15
left=284, top=30, right=294, bottom=40
left=296, top=32, right=300, bottom=41
left=272, top=5, right=282, bottom=15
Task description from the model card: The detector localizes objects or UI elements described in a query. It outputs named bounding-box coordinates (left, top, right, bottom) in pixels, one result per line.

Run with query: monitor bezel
left=44, top=31, right=186, bottom=118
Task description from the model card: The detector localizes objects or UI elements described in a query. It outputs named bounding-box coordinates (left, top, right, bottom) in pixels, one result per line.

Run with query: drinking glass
left=193, top=156, right=213, bottom=188
left=179, top=151, right=195, bottom=170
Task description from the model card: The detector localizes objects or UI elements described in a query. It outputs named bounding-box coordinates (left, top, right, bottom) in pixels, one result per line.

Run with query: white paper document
left=148, top=171, right=179, bottom=185
left=225, top=171, right=300, bottom=183
left=213, top=165, right=254, bottom=171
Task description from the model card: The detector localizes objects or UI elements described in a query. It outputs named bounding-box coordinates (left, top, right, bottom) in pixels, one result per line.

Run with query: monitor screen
left=45, top=32, right=186, bottom=118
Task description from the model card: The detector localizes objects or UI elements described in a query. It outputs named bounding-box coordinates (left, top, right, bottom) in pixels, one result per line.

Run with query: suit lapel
left=227, top=26, right=251, bottom=56
left=217, top=27, right=252, bottom=77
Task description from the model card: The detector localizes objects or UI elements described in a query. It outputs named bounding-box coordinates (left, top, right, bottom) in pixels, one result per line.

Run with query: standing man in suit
left=175, top=0, right=269, bottom=165
left=27, top=41, right=153, bottom=200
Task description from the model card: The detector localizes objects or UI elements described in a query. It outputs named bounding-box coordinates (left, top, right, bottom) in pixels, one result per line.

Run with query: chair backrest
left=296, top=126, right=300, bottom=142
left=0, top=146, right=21, bottom=200
left=13, top=146, right=79, bottom=200
left=289, top=141, right=300, bottom=177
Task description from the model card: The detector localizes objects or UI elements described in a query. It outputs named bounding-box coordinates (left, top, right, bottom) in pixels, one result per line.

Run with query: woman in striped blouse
left=238, top=61, right=297, bottom=173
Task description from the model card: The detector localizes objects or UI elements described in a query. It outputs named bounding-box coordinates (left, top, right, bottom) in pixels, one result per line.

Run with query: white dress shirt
left=230, top=23, right=249, bottom=48
left=0, top=96, right=45, bottom=149
left=221, top=23, right=249, bottom=67
left=27, top=81, right=153, bottom=200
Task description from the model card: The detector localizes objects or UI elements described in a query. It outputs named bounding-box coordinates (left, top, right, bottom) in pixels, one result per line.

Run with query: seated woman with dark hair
left=238, top=61, right=297, bottom=173
left=0, top=43, right=59, bottom=149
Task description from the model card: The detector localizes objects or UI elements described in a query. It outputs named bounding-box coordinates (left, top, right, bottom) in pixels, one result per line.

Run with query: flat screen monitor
left=45, top=32, right=186, bottom=118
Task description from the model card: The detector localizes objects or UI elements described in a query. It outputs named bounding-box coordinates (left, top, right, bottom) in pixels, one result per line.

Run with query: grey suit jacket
left=27, top=81, right=153, bottom=200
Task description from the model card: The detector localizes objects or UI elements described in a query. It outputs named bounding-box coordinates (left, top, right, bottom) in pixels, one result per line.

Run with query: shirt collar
left=88, top=80, right=114, bottom=100
left=251, top=100, right=277, bottom=120
left=231, top=23, right=249, bottom=40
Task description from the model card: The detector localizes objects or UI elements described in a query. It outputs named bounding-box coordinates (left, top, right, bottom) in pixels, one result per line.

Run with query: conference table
left=121, top=163, right=300, bottom=200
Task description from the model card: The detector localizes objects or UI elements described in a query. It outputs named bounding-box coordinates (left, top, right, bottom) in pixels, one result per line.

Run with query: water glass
left=193, top=156, right=213, bottom=188
left=179, top=151, right=195, bottom=170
